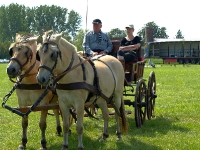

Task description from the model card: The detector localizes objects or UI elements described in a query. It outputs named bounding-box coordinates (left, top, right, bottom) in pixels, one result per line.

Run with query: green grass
left=1, top=63, right=200, bottom=150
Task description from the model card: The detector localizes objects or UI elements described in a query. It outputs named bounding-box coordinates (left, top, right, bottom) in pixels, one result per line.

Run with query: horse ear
left=15, top=33, right=21, bottom=42
left=36, top=51, right=40, bottom=61
left=53, top=32, right=62, bottom=44
left=42, top=30, right=53, bottom=42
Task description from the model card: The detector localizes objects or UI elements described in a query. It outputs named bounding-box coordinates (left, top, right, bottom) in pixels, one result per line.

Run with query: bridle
left=38, top=41, right=89, bottom=87
left=9, top=40, right=37, bottom=82
left=38, top=40, right=75, bottom=86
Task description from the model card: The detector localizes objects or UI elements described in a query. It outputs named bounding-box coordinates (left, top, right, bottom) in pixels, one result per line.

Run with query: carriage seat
left=110, top=40, right=145, bottom=85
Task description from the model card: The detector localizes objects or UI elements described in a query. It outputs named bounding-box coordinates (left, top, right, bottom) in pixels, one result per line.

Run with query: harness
left=2, top=37, right=57, bottom=117
left=38, top=40, right=121, bottom=117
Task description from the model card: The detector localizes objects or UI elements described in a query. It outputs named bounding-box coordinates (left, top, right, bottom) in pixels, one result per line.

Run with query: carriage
left=109, top=40, right=157, bottom=127
left=2, top=32, right=157, bottom=150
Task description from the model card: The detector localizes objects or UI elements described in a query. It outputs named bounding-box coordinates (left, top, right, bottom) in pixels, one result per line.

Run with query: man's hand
left=119, top=46, right=125, bottom=51
left=99, top=51, right=107, bottom=55
left=92, top=52, right=98, bottom=56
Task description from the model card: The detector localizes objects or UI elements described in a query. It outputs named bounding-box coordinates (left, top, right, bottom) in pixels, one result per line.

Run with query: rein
left=2, top=87, right=50, bottom=118
left=54, top=57, right=89, bottom=84
left=2, top=39, right=50, bottom=117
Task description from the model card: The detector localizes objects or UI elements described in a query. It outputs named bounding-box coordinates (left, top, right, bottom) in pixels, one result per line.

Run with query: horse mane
left=42, top=30, right=78, bottom=53
left=59, top=37, right=77, bottom=53
left=9, top=34, right=39, bottom=53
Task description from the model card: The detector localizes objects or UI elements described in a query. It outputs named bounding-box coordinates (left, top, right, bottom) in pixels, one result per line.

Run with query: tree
left=31, top=5, right=68, bottom=35
left=175, top=29, right=184, bottom=39
left=0, top=5, right=10, bottom=42
left=0, top=41, right=10, bottom=59
left=0, top=4, right=30, bottom=42
left=0, top=4, right=82, bottom=58
left=108, top=28, right=126, bottom=40
left=66, top=10, right=82, bottom=42
left=137, top=21, right=169, bottom=45
left=74, top=29, right=88, bottom=51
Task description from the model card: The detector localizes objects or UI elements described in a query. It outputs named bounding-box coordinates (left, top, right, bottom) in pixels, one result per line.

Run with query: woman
left=114, top=24, right=141, bottom=63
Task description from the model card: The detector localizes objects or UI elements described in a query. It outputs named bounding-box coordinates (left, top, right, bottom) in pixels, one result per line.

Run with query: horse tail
left=120, top=96, right=128, bottom=133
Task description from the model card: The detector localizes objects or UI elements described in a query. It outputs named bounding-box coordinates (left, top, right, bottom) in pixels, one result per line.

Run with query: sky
left=1, top=0, right=200, bottom=39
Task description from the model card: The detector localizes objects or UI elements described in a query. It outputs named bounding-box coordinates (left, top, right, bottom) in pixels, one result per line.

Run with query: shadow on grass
left=126, top=114, right=190, bottom=137
left=45, top=132, right=162, bottom=150
left=25, top=114, right=189, bottom=150
left=33, top=115, right=162, bottom=150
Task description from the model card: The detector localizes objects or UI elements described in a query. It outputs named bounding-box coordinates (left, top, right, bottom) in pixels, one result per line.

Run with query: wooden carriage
left=110, top=40, right=157, bottom=127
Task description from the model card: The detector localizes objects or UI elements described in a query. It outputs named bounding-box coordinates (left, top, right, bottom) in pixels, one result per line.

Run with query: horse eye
left=25, top=51, right=28, bottom=55
left=18, top=47, right=21, bottom=50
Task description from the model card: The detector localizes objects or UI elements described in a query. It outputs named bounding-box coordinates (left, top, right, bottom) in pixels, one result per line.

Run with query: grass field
left=0, top=63, right=200, bottom=150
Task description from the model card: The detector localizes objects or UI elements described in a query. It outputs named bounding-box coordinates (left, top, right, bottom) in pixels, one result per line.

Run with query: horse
left=36, top=31, right=128, bottom=150
left=6, top=33, right=62, bottom=150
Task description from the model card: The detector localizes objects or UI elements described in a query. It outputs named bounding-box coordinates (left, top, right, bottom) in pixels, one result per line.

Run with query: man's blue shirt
left=82, top=30, right=113, bottom=55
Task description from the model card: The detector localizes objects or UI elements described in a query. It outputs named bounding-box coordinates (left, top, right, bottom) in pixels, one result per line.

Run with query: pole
left=84, top=0, right=89, bottom=57
left=86, top=0, right=88, bottom=30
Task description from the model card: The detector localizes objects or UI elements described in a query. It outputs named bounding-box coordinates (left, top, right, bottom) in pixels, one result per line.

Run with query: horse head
left=6, top=33, right=39, bottom=78
left=37, top=31, right=77, bottom=86
left=36, top=31, right=63, bottom=86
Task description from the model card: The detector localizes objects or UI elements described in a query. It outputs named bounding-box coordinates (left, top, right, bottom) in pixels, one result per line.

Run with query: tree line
left=0, top=3, right=184, bottom=59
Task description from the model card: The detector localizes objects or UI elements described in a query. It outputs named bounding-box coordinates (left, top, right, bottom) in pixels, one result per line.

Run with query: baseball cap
left=125, top=24, right=134, bottom=29
left=92, top=19, right=102, bottom=24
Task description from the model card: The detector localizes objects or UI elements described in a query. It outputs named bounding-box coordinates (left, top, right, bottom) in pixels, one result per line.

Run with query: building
left=144, top=27, right=200, bottom=64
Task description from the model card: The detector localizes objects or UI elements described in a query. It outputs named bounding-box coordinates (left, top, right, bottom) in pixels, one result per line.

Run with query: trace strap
left=2, top=87, right=49, bottom=118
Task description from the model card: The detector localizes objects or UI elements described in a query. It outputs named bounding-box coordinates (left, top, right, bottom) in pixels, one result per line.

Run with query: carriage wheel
left=134, top=78, right=147, bottom=128
left=147, top=71, right=157, bottom=120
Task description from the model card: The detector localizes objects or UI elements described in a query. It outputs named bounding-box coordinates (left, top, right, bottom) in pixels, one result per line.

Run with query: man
left=148, top=59, right=156, bottom=68
left=82, top=19, right=113, bottom=57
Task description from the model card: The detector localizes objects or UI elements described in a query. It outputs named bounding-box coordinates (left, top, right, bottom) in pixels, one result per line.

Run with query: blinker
left=51, top=51, right=58, bottom=61
left=43, top=43, right=48, bottom=53
left=9, top=48, right=13, bottom=56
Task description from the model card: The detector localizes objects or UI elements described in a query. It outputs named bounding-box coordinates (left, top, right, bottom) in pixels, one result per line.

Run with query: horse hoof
left=99, top=138, right=106, bottom=142
left=40, top=147, right=47, bottom=150
left=61, top=145, right=68, bottom=150
left=40, top=146, right=47, bottom=149
left=117, top=137, right=122, bottom=141
left=56, top=132, right=61, bottom=136
left=78, top=147, right=84, bottom=150
left=18, top=144, right=26, bottom=150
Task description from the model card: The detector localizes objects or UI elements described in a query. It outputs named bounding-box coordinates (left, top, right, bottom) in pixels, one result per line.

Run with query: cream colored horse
left=6, top=34, right=62, bottom=150
left=36, top=31, right=128, bottom=150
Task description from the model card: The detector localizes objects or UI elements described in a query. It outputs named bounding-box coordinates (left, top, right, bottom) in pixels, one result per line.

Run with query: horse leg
left=60, top=106, right=70, bottom=150
left=114, top=112, right=122, bottom=141
left=53, top=109, right=62, bottom=136
left=75, top=105, right=84, bottom=150
left=98, top=102, right=109, bottom=142
left=18, top=117, right=28, bottom=150
left=39, top=110, right=48, bottom=150
left=114, top=96, right=128, bottom=141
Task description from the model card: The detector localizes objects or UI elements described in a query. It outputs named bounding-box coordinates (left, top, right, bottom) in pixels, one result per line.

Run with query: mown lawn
left=0, top=63, right=200, bottom=150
